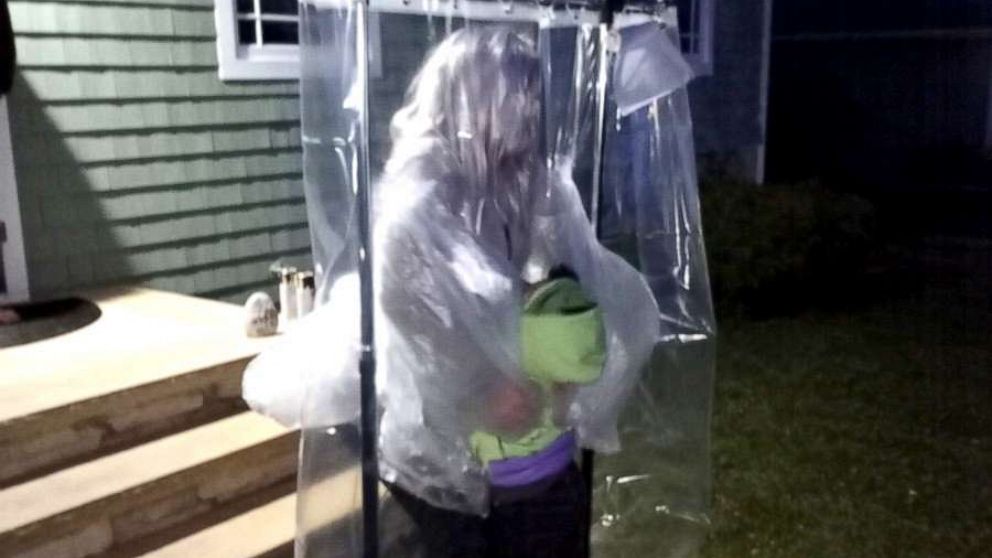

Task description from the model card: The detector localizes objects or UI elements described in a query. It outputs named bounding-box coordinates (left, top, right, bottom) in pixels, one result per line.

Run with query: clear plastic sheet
left=295, top=3, right=366, bottom=556
left=593, top=26, right=715, bottom=558
left=242, top=1, right=715, bottom=556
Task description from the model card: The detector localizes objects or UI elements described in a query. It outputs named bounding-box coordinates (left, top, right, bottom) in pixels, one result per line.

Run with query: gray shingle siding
left=8, top=0, right=308, bottom=303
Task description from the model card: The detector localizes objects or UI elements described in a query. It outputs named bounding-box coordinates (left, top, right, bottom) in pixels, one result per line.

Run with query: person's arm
left=242, top=274, right=362, bottom=429
left=529, top=175, right=660, bottom=452
left=376, top=199, right=540, bottom=438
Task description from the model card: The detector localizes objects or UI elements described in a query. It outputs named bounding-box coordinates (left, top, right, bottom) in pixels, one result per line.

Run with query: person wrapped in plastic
left=244, top=26, right=659, bottom=557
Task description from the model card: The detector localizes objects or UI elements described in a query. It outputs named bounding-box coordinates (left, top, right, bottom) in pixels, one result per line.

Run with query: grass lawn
left=700, top=256, right=992, bottom=557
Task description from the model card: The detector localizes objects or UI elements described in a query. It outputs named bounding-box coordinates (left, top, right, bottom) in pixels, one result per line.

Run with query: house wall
left=1, top=97, right=30, bottom=302
left=774, top=0, right=992, bottom=36
left=7, top=0, right=309, bottom=303
left=767, top=0, right=992, bottom=187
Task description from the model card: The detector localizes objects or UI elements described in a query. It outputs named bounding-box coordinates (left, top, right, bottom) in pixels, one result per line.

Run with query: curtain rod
left=305, top=0, right=675, bottom=27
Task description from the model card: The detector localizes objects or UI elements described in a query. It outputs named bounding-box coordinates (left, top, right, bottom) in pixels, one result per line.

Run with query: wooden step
left=0, top=288, right=276, bottom=487
left=142, top=467, right=380, bottom=558
left=140, top=493, right=297, bottom=558
left=0, top=413, right=298, bottom=558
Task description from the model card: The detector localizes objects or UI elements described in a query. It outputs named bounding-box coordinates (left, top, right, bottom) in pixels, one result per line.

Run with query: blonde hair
left=383, top=27, right=542, bottom=239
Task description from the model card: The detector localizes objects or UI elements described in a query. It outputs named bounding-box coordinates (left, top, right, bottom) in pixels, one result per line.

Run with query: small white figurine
left=244, top=292, right=278, bottom=337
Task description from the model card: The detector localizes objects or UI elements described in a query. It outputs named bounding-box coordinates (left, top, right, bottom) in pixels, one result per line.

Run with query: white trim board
left=985, top=52, right=992, bottom=153
left=0, top=96, right=30, bottom=304
left=755, top=0, right=773, bottom=184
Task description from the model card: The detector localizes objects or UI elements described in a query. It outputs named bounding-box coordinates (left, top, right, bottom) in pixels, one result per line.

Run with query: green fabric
left=470, top=408, right=563, bottom=464
left=471, top=278, right=606, bottom=465
left=521, top=279, right=606, bottom=387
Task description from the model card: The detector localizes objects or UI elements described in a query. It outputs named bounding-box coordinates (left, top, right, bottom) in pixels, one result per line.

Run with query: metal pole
left=584, top=1, right=623, bottom=555
left=588, top=18, right=610, bottom=235
left=356, top=1, right=379, bottom=557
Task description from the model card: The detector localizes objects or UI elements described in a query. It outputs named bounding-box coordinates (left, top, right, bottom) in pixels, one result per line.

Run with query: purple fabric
left=488, top=431, right=577, bottom=488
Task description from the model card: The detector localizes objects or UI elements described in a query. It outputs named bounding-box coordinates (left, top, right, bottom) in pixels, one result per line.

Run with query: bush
left=701, top=179, right=875, bottom=316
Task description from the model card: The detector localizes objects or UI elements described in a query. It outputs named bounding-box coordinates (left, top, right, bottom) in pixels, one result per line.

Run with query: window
left=236, top=0, right=301, bottom=47
left=215, top=0, right=301, bottom=81
left=214, top=0, right=382, bottom=82
left=675, top=0, right=715, bottom=76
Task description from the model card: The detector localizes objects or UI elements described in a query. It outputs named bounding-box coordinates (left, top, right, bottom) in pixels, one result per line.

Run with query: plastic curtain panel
left=287, top=1, right=715, bottom=556
left=593, top=61, right=717, bottom=558
left=296, top=3, right=366, bottom=557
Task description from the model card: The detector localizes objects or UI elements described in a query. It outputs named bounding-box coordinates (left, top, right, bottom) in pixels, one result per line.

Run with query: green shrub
left=701, top=179, right=875, bottom=315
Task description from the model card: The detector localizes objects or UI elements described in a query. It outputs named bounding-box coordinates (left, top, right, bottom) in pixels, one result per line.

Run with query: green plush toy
left=471, top=276, right=606, bottom=465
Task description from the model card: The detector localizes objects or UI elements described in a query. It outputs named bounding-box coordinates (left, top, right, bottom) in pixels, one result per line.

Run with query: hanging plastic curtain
left=589, top=16, right=716, bottom=557
left=241, top=0, right=715, bottom=556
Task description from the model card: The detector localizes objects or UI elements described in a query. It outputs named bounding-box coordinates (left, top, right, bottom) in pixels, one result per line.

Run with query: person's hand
left=482, top=379, right=542, bottom=438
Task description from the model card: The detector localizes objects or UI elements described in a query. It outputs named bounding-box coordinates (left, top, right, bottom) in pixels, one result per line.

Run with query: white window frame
left=986, top=53, right=992, bottom=153
left=214, top=0, right=301, bottom=81
left=677, top=0, right=715, bottom=76
left=0, top=97, right=30, bottom=304
left=756, top=0, right=773, bottom=183
left=214, top=0, right=383, bottom=81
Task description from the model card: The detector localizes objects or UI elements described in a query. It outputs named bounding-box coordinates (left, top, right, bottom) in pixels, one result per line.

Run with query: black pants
left=381, top=464, right=588, bottom=558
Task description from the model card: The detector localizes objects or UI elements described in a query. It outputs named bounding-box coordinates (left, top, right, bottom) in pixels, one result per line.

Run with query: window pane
left=261, top=21, right=298, bottom=45
left=675, top=0, right=710, bottom=58
left=236, top=0, right=254, bottom=14
left=238, top=20, right=257, bottom=45
left=260, top=0, right=298, bottom=15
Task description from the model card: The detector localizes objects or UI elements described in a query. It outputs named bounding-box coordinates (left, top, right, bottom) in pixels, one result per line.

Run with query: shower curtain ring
left=653, top=1, right=668, bottom=21
left=568, top=1, right=581, bottom=20
left=500, top=0, right=514, bottom=15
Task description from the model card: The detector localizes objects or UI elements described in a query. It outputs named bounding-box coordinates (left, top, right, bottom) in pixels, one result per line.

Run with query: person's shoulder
left=376, top=177, right=443, bottom=230
left=373, top=176, right=455, bottom=266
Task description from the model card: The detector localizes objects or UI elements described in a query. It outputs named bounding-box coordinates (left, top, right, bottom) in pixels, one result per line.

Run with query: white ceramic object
left=244, top=292, right=279, bottom=337
left=278, top=269, right=298, bottom=324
